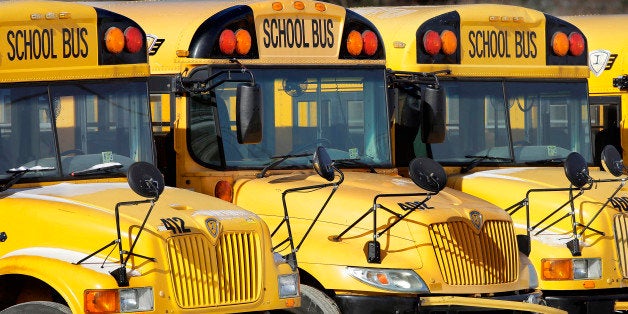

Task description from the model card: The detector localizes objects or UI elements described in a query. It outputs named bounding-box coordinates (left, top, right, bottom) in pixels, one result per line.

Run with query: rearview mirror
left=236, top=83, right=262, bottom=144
left=127, top=161, right=165, bottom=198
left=421, top=85, right=446, bottom=144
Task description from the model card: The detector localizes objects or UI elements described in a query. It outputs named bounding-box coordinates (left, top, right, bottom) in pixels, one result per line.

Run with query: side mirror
left=127, top=161, right=165, bottom=198
left=564, top=152, right=589, bottom=188
left=408, top=157, right=447, bottom=193
left=421, top=85, right=446, bottom=144
left=601, top=145, right=624, bottom=177
left=236, top=83, right=262, bottom=144
left=313, top=146, right=335, bottom=181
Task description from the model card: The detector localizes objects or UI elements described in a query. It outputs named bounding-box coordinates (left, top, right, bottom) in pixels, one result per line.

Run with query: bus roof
left=87, top=0, right=385, bottom=74
left=354, top=4, right=589, bottom=78
left=562, top=14, right=627, bottom=93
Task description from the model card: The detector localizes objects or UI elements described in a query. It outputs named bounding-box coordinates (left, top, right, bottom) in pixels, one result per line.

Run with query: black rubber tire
left=1, top=301, right=71, bottom=314
left=287, top=284, right=340, bottom=314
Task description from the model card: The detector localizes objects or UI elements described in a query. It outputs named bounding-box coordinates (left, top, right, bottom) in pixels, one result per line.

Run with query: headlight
left=85, top=287, right=153, bottom=313
left=278, top=274, right=300, bottom=298
left=541, top=258, right=602, bottom=280
left=346, top=267, right=429, bottom=293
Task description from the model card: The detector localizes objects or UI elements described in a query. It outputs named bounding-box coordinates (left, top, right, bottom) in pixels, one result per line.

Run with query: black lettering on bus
left=7, top=30, right=16, bottom=61
left=515, top=31, right=537, bottom=58
left=62, top=27, right=88, bottom=58
left=326, top=19, right=334, bottom=47
left=468, top=31, right=477, bottom=58
left=611, top=197, right=628, bottom=211
left=263, top=19, right=271, bottom=48
left=286, top=19, right=294, bottom=48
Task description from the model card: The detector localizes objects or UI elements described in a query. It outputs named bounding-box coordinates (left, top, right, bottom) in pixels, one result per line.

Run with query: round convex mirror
left=564, top=152, right=589, bottom=188
left=601, top=145, right=624, bottom=177
left=408, top=157, right=447, bottom=193
left=313, top=146, right=335, bottom=182
left=127, top=161, right=165, bottom=198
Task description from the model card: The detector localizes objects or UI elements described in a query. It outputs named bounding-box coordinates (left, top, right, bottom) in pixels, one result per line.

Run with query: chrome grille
left=613, top=214, right=628, bottom=278
left=167, top=232, right=262, bottom=308
left=429, top=220, right=518, bottom=285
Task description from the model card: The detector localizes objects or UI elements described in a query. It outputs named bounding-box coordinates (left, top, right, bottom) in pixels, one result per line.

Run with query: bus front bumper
left=335, top=292, right=566, bottom=314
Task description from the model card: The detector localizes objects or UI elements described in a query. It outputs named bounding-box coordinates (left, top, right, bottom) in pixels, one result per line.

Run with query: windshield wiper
left=461, top=155, right=514, bottom=174
left=0, top=166, right=56, bottom=192
left=71, top=162, right=123, bottom=177
left=257, top=152, right=311, bottom=178
left=333, top=158, right=376, bottom=173
left=524, top=158, right=566, bottom=165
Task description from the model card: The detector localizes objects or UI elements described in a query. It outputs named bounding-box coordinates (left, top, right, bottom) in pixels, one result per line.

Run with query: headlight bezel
left=346, top=267, right=429, bottom=293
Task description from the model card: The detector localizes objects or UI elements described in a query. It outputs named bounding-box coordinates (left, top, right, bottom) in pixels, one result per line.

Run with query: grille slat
left=167, top=232, right=262, bottom=308
left=429, top=220, right=518, bottom=285
left=613, top=214, right=628, bottom=277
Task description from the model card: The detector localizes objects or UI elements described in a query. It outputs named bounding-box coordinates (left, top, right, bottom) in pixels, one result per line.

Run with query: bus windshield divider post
left=333, top=192, right=431, bottom=263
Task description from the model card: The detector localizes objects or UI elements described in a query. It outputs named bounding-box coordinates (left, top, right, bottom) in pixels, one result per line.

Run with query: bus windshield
left=0, top=80, right=153, bottom=180
left=429, top=80, right=592, bottom=164
left=188, top=67, right=392, bottom=169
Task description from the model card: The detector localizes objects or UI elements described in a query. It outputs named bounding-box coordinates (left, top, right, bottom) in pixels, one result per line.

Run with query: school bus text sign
left=0, top=24, right=98, bottom=69
left=461, top=26, right=546, bottom=65
left=256, top=14, right=340, bottom=57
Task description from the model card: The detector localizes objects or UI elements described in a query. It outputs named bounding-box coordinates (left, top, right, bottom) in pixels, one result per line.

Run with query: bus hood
left=449, top=167, right=626, bottom=245
left=233, top=171, right=518, bottom=273
left=1, top=182, right=267, bottom=267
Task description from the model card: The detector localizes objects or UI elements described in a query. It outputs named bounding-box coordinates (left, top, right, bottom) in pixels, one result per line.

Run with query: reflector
left=362, top=30, right=378, bottom=56
left=346, top=30, right=363, bottom=56
left=105, top=27, right=125, bottom=54
left=124, top=27, right=143, bottom=53
left=423, top=30, right=441, bottom=55
left=219, top=29, right=236, bottom=55
left=551, top=31, right=569, bottom=56
left=235, top=29, right=252, bottom=55
left=568, top=32, right=585, bottom=56
left=408, top=157, right=447, bottom=193
left=564, top=152, right=589, bottom=188
left=440, top=30, right=457, bottom=55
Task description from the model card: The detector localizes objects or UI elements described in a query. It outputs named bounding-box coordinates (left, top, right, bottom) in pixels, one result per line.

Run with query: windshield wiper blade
left=71, top=162, right=123, bottom=177
left=1, top=165, right=56, bottom=192
left=333, top=158, right=376, bottom=173
left=257, top=152, right=311, bottom=178
left=461, top=155, right=513, bottom=174
left=524, top=158, right=566, bottom=165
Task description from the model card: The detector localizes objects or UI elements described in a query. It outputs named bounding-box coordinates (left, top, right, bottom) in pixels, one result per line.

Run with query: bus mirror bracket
left=177, top=59, right=262, bottom=144
left=75, top=162, right=163, bottom=287
left=332, top=158, right=446, bottom=263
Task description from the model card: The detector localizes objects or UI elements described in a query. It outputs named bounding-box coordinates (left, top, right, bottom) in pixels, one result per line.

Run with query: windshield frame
left=422, top=78, right=591, bottom=166
left=0, top=79, right=154, bottom=184
left=186, top=65, right=393, bottom=171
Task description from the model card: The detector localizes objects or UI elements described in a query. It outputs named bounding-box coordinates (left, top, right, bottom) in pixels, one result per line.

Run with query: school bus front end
left=0, top=1, right=299, bottom=313
left=362, top=4, right=628, bottom=313
left=85, top=1, right=571, bottom=313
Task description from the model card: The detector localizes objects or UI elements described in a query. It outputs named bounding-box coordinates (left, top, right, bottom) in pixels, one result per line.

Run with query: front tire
left=1, top=301, right=71, bottom=314
left=289, top=284, right=340, bottom=314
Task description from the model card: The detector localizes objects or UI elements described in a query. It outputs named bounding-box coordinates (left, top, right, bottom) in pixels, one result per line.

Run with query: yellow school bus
left=357, top=4, right=628, bottom=313
left=91, top=0, right=565, bottom=313
left=561, top=15, right=627, bottom=168
left=0, top=1, right=299, bottom=313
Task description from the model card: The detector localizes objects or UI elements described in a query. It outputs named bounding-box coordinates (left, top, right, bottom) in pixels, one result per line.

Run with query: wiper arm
left=461, top=155, right=513, bottom=174
left=333, top=158, right=376, bottom=173
left=524, top=158, right=566, bottom=165
left=71, top=162, right=123, bottom=177
left=257, top=152, right=311, bottom=178
left=1, top=166, right=56, bottom=192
